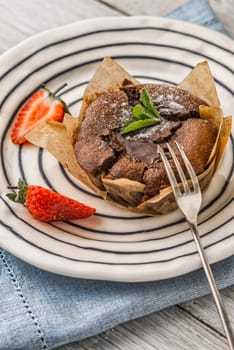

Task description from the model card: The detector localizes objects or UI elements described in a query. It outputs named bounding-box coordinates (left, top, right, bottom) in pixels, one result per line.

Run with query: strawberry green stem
left=6, top=179, right=28, bottom=204
left=41, top=83, right=70, bottom=114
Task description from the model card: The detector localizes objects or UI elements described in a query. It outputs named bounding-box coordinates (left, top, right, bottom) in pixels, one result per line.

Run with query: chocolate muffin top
left=74, top=83, right=218, bottom=203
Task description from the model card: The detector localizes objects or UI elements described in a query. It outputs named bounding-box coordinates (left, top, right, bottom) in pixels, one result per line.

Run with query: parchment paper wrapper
left=26, top=57, right=232, bottom=215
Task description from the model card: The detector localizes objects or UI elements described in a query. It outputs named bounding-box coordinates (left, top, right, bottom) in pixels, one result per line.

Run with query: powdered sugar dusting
left=154, top=94, right=163, bottom=103
left=120, top=108, right=132, bottom=122
left=159, top=100, right=184, bottom=114
left=150, top=86, right=186, bottom=114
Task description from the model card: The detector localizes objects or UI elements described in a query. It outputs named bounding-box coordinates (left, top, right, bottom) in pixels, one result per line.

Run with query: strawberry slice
left=6, top=179, right=96, bottom=222
left=11, top=84, right=69, bottom=144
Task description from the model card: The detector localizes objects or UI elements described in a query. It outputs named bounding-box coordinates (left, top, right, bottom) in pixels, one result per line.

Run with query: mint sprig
left=121, top=88, right=161, bottom=135
left=140, top=88, right=161, bottom=119
left=121, top=119, right=159, bottom=135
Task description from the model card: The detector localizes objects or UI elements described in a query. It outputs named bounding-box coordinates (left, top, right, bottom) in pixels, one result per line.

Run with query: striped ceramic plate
left=0, top=17, right=233, bottom=282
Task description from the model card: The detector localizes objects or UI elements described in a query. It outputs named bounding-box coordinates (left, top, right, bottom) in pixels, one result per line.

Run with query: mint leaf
left=121, top=88, right=161, bottom=135
left=140, top=88, right=154, bottom=110
left=140, top=88, right=161, bottom=119
left=121, top=118, right=158, bottom=135
left=132, top=104, right=155, bottom=120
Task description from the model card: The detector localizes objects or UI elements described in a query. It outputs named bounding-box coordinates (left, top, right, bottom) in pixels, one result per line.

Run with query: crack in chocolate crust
left=74, top=83, right=218, bottom=203
left=121, top=82, right=140, bottom=106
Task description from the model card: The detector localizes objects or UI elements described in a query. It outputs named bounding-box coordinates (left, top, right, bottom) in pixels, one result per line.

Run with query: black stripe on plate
left=0, top=216, right=232, bottom=265
left=1, top=193, right=233, bottom=251
left=38, top=216, right=234, bottom=254
left=1, top=46, right=233, bottom=144
left=49, top=197, right=233, bottom=240
left=1, top=36, right=233, bottom=109
left=0, top=24, right=232, bottom=82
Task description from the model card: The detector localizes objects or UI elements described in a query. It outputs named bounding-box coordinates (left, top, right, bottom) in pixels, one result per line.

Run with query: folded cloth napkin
left=0, top=1, right=232, bottom=349
left=167, top=0, right=228, bottom=34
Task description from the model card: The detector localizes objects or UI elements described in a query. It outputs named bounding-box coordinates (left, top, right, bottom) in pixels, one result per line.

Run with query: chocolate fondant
left=74, top=83, right=218, bottom=203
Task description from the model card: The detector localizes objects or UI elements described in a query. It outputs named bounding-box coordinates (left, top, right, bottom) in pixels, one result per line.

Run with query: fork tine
left=166, top=143, right=190, bottom=194
left=175, top=141, right=200, bottom=193
left=157, top=145, right=181, bottom=196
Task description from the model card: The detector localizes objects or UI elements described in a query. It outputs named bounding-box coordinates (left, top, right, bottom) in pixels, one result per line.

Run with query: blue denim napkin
left=167, top=0, right=228, bottom=34
left=0, top=1, right=232, bottom=349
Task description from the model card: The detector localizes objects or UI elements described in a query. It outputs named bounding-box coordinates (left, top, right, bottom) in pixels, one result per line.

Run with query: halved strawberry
left=11, top=84, right=69, bottom=144
left=6, top=179, right=96, bottom=222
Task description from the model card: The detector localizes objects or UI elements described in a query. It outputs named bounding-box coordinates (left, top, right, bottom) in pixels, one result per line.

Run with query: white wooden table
left=0, top=1, right=233, bottom=349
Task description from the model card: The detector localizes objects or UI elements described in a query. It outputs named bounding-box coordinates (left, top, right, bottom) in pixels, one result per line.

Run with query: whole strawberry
left=6, top=179, right=96, bottom=222
left=11, top=83, right=69, bottom=144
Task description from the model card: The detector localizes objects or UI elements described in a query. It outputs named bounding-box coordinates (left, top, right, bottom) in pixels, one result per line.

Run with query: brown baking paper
left=26, top=57, right=232, bottom=215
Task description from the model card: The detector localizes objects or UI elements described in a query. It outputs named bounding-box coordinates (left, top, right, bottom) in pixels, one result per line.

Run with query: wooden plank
left=121, top=307, right=228, bottom=350
left=99, top=0, right=187, bottom=16
left=56, top=299, right=230, bottom=350
left=100, top=0, right=234, bottom=38
left=0, top=0, right=120, bottom=53
left=181, top=286, right=234, bottom=335
left=209, top=0, right=234, bottom=37
left=57, top=334, right=121, bottom=350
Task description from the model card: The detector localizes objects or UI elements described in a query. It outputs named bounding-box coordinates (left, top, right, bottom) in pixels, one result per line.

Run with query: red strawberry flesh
left=6, top=179, right=96, bottom=222
left=11, top=86, right=66, bottom=144
left=26, top=186, right=96, bottom=222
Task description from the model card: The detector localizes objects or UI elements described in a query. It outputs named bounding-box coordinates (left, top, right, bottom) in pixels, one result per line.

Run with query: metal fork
left=158, top=141, right=234, bottom=350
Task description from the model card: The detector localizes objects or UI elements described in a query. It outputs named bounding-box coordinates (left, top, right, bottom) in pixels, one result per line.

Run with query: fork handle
left=189, top=222, right=234, bottom=350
